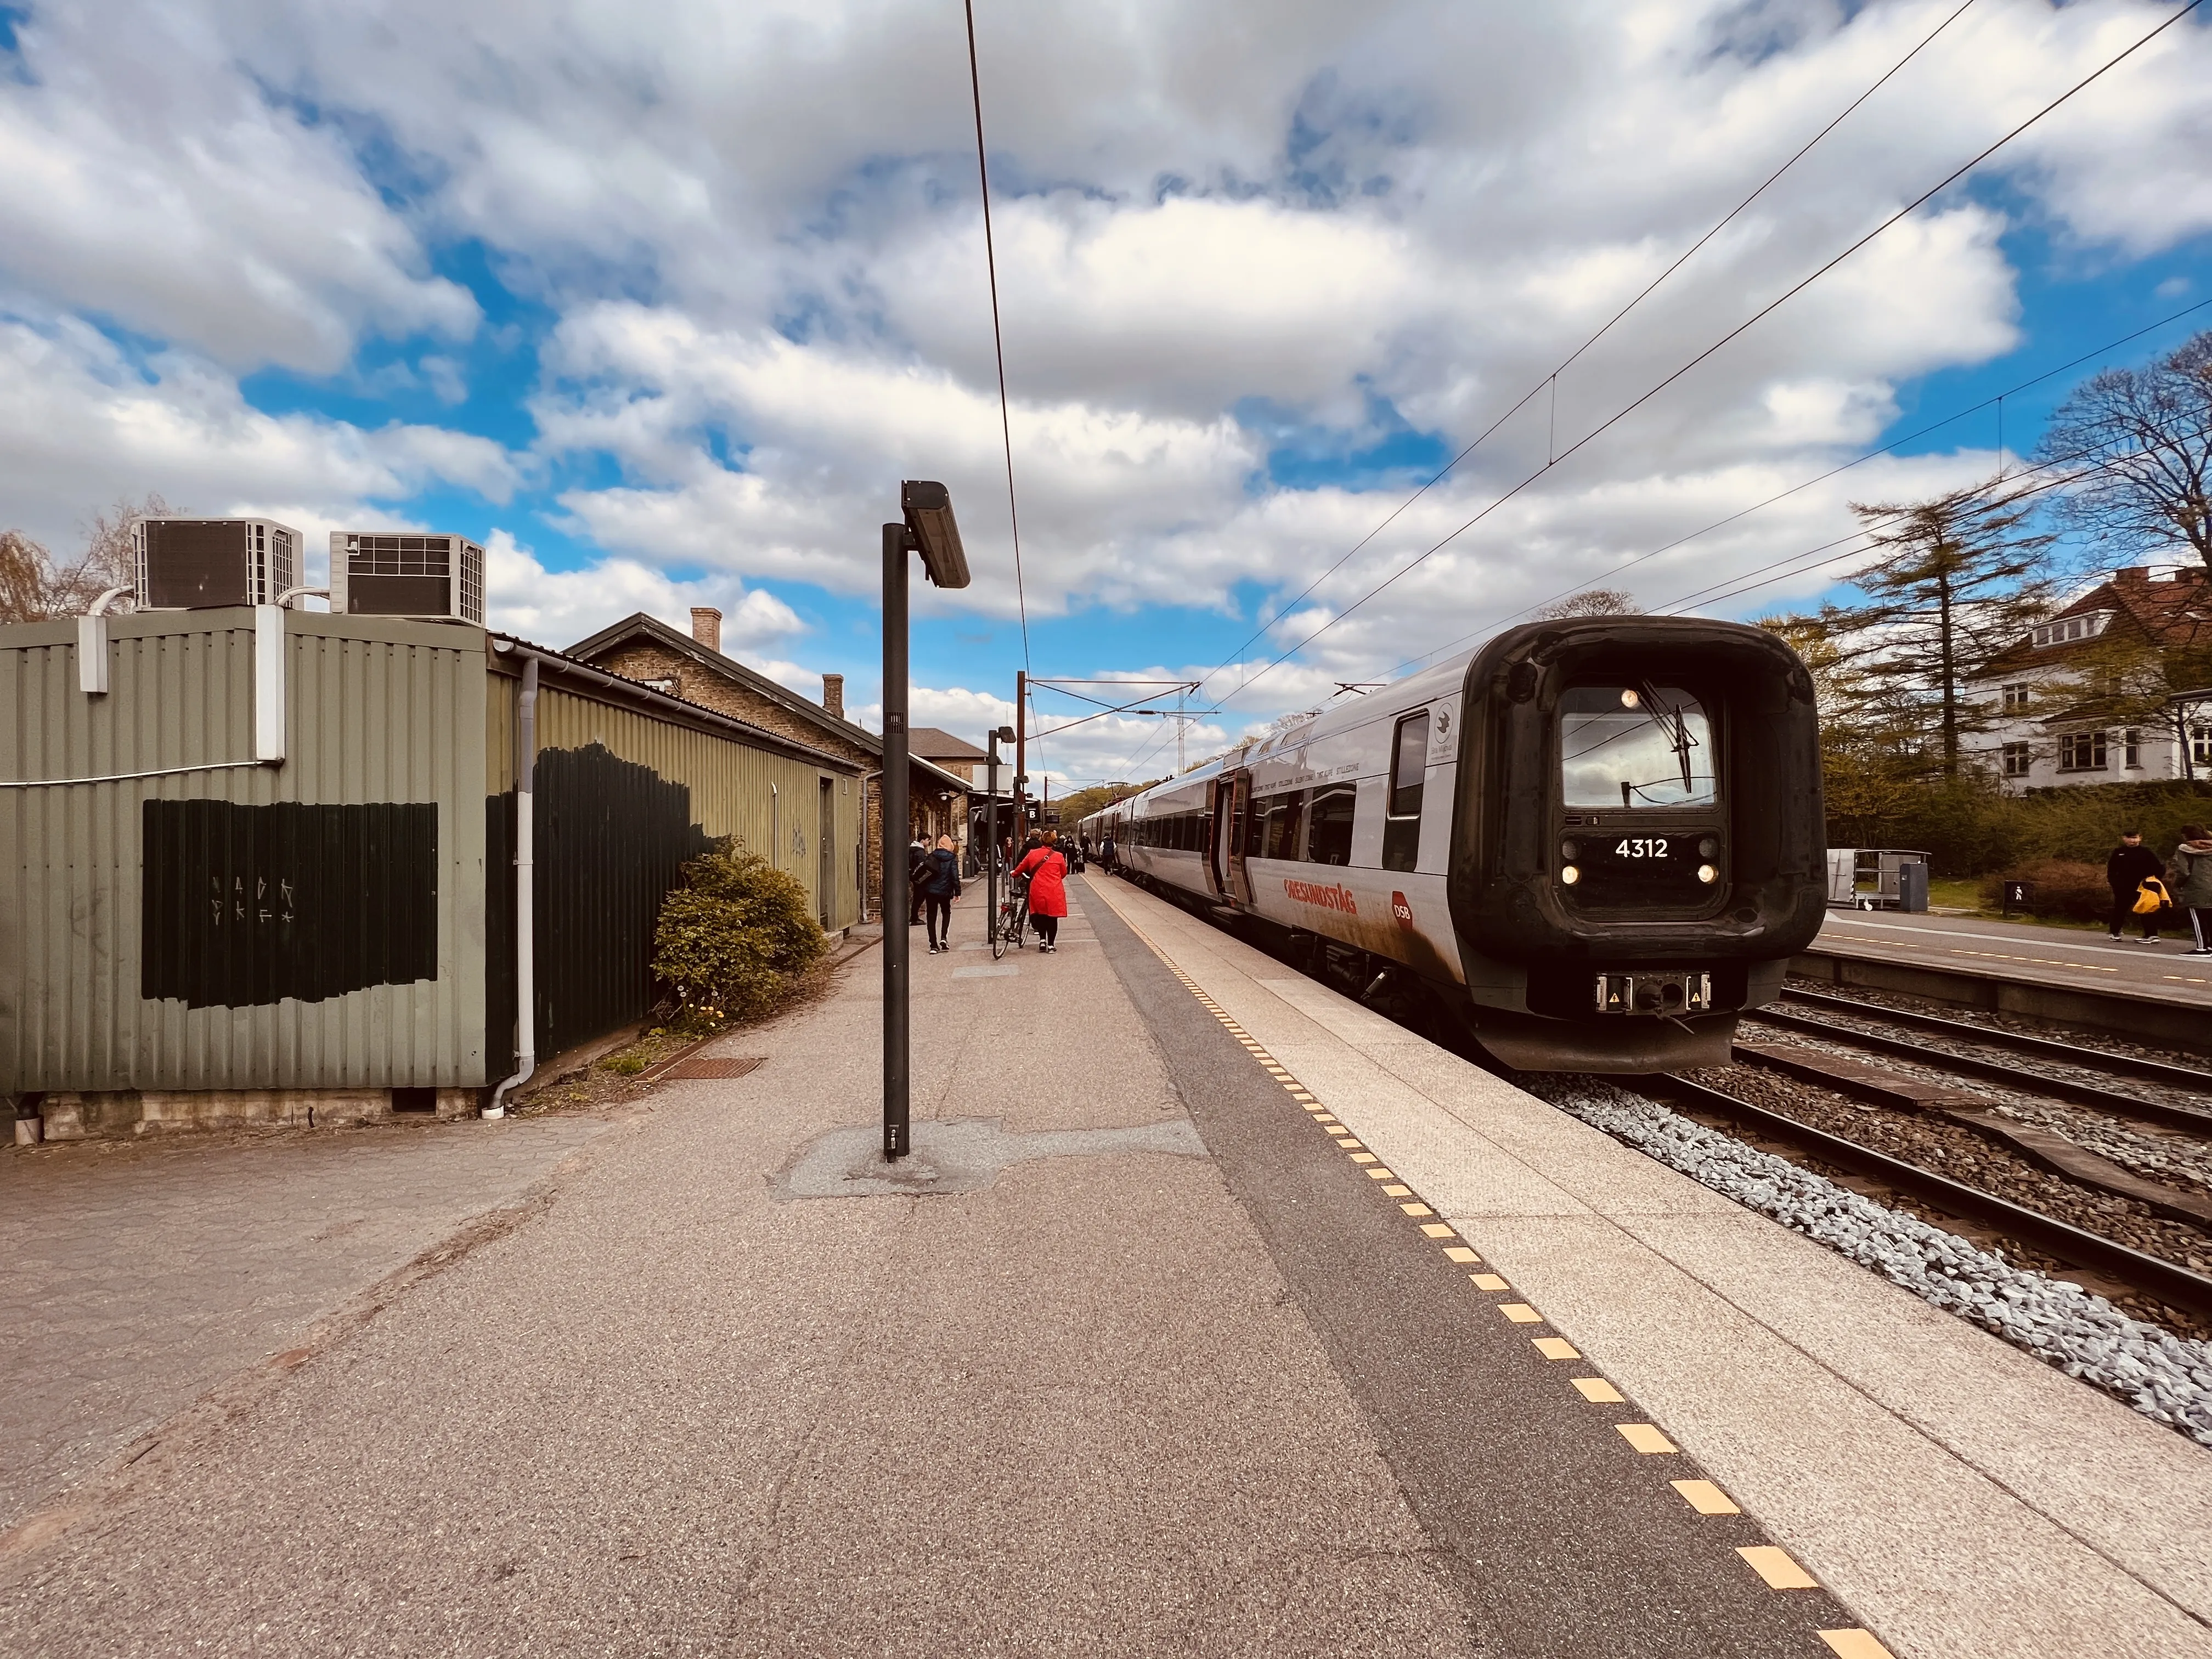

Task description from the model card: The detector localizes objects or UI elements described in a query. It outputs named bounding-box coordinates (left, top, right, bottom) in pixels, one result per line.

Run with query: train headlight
left=1619, top=688, right=1640, bottom=709
left=1560, top=839, right=1579, bottom=861
left=1697, top=836, right=1719, bottom=858
left=1560, top=865, right=1581, bottom=885
left=1697, top=864, right=1719, bottom=884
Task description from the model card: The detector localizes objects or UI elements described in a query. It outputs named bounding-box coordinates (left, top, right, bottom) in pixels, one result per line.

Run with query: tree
left=1819, top=480, right=2057, bottom=783
left=1531, top=588, right=1640, bottom=619
left=0, top=493, right=166, bottom=622
left=2036, top=329, right=2212, bottom=572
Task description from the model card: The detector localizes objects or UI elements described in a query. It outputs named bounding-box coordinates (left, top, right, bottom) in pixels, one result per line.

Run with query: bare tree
left=2036, top=329, right=2212, bottom=571
left=1530, top=588, right=1640, bottom=620
left=0, top=493, right=166, bottom=622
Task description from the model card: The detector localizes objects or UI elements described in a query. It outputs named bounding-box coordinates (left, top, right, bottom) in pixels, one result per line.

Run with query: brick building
left=567, top=608, right=970, bottom=916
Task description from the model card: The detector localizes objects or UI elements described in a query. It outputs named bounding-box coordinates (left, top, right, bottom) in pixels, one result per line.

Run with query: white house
left=1965, top=565, right=2212, bottom=792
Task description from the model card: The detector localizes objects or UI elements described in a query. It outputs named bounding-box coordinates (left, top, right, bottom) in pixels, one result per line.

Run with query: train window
left=1263, top=792, right=1306, bottom=860
left=1559, top=686, right=1716, bottom=809
left=1384, top=713, right=1427, bottom=872
left=1388, top=713, right=1428, bottom=817
left=1308, top=786, right=1356, bottom=866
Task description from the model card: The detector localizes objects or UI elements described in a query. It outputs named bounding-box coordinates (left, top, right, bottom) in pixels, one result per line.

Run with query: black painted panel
left=529, top=743, right=708, bottom=1063
left=142, top=799, right=438, bottom=1008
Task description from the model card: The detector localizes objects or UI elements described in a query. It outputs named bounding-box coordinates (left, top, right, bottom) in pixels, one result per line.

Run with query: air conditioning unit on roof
left=330, top=531, right=486, bottom=625
left=132, top=517, right=298, bottom=610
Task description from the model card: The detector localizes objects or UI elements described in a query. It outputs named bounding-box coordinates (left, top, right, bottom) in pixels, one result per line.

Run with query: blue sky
left=2, top=0, right=2209, bottom=788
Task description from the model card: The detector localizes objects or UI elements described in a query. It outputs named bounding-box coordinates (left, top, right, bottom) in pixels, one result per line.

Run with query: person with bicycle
left=1013, top=829, right=1070, bottom=953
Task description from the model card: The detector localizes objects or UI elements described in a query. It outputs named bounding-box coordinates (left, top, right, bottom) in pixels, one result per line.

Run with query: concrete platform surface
left=1816, top=909, right=2212, bottom=1006
left=1087, top=876, right=2212, bottom=1659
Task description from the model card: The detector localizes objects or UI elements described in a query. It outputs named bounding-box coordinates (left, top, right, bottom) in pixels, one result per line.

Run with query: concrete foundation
left=33, top=1088, right=480, bottom=1141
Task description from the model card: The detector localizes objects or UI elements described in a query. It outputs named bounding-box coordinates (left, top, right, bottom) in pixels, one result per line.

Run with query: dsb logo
left=1390, top=891, right=1414, bottom=929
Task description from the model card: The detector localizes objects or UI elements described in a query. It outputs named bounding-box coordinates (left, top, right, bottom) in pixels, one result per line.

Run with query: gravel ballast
left=1525, top=1075, right=2212, bottom=1451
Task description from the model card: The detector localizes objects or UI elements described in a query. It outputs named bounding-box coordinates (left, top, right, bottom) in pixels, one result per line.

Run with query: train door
left=1210, top=770, right=1254, bottom=904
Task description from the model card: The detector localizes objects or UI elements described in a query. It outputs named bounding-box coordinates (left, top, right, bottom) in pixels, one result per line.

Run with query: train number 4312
left=1615, top=838, right=1669, bottom=858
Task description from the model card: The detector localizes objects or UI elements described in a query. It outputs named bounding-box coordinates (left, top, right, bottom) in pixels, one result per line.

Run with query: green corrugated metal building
left=1, top=608, right=862, bottom=1137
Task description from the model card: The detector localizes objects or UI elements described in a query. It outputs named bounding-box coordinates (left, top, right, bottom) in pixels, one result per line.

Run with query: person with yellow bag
left=2107, top=830, right=2168, bottom=941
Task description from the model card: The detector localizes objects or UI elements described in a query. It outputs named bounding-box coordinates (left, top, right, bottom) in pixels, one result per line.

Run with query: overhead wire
left=1125, top=0, right=2205, bottom=760
left=1159, top=0, right=1984, bottom=716
left=963, top=0, right=1031, bottom=677
left=1378, top=292, right=2212, bottom=679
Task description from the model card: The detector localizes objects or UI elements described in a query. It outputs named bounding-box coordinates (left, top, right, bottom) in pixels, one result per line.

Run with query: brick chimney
left=821, top=673, right=845, bottom=719
left=690, top=606, right=721, bottom=652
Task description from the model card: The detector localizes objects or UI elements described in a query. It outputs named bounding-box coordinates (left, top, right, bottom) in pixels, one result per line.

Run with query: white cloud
left=481, top=529, right=803, bottom=651
left=3, top=0, right=2210, bottom=735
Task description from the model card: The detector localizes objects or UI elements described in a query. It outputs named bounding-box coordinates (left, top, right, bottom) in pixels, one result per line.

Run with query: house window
left=2124, top=729, right=2141, bottom=769
left=2001, top=743, right=2032, bottom=778
left=2030, top=611, right=2112, bottom=648
left=2001, top=683, right=2030, bottom=712
left=2057, top=730, right=2109, bottom=772
left=2194, top=725, right=2212, bottom=768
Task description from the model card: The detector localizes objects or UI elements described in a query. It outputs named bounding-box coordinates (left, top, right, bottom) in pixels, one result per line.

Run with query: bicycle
left=992, top=878, right=1029, bottom=960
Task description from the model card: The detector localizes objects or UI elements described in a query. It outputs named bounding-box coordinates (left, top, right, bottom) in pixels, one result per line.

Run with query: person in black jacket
left=2107, top=830, right=2167, bottom=940
left=920, top=834, right=963, bottom=953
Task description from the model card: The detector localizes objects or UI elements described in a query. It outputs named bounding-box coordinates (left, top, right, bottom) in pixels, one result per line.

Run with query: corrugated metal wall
left=1, top=610, right=489, bottom=1093
left=514, top=678, right=860, bottom=927
left=481, top=664, right=861, bottom=1075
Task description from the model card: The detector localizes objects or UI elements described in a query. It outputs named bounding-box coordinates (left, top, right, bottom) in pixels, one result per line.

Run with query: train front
left=1444, top=616, right=1826, bottom=1071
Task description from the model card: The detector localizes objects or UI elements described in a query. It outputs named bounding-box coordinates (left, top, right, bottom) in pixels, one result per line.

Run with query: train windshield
left=1559, top=685, right=1716, bottom=809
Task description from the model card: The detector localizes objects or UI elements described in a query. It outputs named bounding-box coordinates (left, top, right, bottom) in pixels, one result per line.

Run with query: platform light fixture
left=882, top=481, right=974, bottom=1163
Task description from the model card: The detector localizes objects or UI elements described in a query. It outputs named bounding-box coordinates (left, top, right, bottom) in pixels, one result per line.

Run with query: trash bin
left=1897, top=861, right=1929, bottom=913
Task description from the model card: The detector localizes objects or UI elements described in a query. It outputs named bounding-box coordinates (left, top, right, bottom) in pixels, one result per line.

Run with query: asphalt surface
left=1815, top=909, right=2212, bottom=1005
left=0, top=895, right=1486, bottom=1657
left=1083, top=884, right=1860, bottom=1657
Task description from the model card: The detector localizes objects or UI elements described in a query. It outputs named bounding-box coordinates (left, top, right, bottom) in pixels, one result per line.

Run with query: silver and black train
left=1079, top=616, right=1825, bottom=1071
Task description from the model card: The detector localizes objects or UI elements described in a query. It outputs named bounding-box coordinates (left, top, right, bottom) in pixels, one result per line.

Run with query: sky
left=2, top=0, right=2209, bottom=793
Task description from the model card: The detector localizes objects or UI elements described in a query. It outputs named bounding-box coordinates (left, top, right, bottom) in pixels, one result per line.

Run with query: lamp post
left=984, top=723, right=1016, bottom=948
left=882, top=482, right=972, bottom=1161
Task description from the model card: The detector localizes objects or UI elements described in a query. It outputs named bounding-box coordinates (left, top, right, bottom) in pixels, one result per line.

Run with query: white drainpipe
left=486, top=654, right=538, bottom=1118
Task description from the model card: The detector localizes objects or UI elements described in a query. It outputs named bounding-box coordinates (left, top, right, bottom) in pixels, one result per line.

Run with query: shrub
left=651, top=838, right=827, bottom=1029
left=1977, top=859, right=2111, bottom=923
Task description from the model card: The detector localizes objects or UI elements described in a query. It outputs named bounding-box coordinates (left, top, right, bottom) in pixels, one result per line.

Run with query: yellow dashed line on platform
left=1119, top=897, right=1793, bottom=1624
left=1818, top=1631, right=1897, bottom=1658
left=1672, top=1479, right=1740, bottom=1516
left=1737, top=1547, right=1820, bottom=1590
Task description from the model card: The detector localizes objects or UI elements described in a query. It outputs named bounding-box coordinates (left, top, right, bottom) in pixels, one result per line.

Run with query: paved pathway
left=0, top=1115, right=611, bottom=1533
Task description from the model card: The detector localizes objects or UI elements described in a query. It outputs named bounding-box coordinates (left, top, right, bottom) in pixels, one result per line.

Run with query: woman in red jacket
left=1013, top=830, right=1070, bottom=952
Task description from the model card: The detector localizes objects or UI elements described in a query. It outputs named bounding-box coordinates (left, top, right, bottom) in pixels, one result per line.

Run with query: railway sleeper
left=1733, top=1041, right=2212, bottom=1232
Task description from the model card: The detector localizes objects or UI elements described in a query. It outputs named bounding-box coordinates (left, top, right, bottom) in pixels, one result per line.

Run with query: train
left=1078, top=615, right=1826, bottom=1071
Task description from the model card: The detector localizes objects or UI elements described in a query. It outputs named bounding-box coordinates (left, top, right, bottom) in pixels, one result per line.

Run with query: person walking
left=907, top=837, right=929, bottom=928
left=920, top=833, right=962, bottom=953
left=2169, top=825, right=2212, bottom=955
left=2107, top=830, right=2168, bottom=941
left=1100, top=828, right=1116, bottom=873
left=1013, top=830, right=1070, bottom=953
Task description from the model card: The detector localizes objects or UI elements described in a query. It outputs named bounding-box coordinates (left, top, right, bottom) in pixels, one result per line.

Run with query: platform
left=1814, top=909, right=2212, bottom=1005
left=0, top=880, right=2204, bottom=1657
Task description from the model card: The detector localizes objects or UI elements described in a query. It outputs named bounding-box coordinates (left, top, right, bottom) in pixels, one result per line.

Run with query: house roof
left=1980, top=564, right=2212, bottom=677
left=563, top=611, right=972, bottom=793
left=909, top=726, right=989, bottom=762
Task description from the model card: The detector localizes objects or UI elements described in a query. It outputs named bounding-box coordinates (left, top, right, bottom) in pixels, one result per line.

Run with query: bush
left=1836, top=777, right=2212, bottom=877
left=651, top=838, right=827, bottom=1029
left=1977, top=859, right=2111, bottom=923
